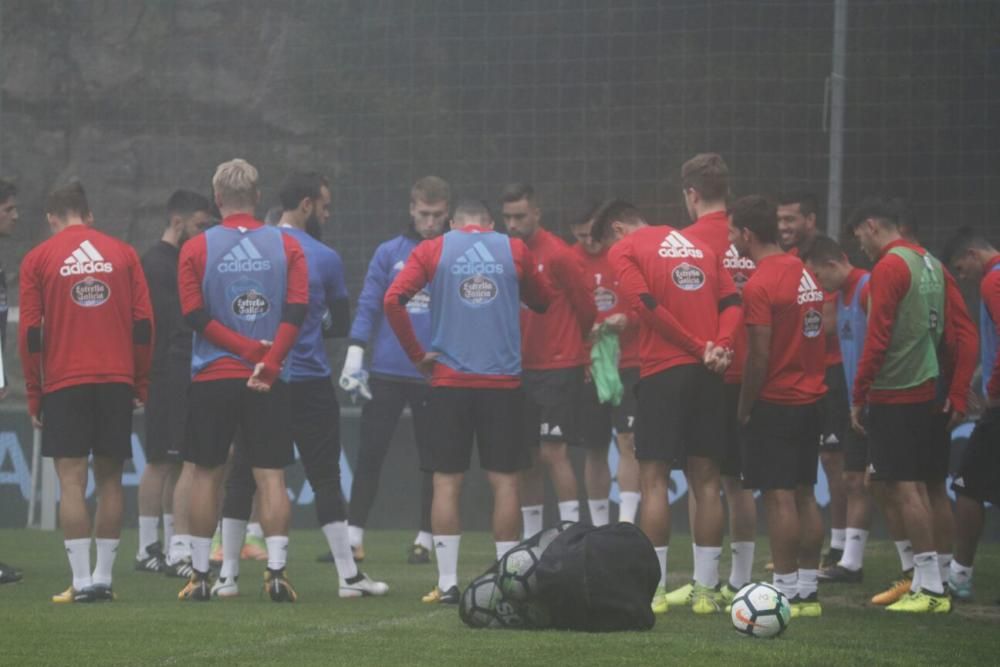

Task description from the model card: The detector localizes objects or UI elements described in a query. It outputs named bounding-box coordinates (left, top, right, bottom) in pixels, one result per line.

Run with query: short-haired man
left=0, top=179, right=22, bottom=585
left=729, top=195, right=827, bottom=618
left=802, top=236, right=873, bottom=583
left=568, top=207, right=640, bottom=526
left=942, top=228, right=1000, bottom=601
left=849, top=198, right=975, bottom=613
left=591, top=199, right=741, bottom=616
left=215, top=171, right=387, bottom=599
left=385, top=199, right=551, bottom=603
left=136, top=190, right=214, bottom=575
left=779, top=191, right=848, bottom=569
left=670, top=153, right=760, bottom=608
left=343, top=176, right=450, bottom=564
left=19, top=182, right=154, bottom=602
left=176, top=159, right=308, bottom=602
left=502, top=183, right=597, bottom=535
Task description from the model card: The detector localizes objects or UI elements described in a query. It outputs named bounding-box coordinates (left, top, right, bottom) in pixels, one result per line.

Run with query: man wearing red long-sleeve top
left=729, top=195, right=827, bottom=617
left=568, top=209, right=641, bottom=527
left=501, top=183, right=597, bottom=536
left=19, top=182, right=154, bottom=603
left=384, top=200, right=551, bottom=604
left=943, top=227, right=1000, bottom=600
left=592, top=199, right=741, bottom=616
left=176, top=159, right=308, bottom=603
left=848, top=197, right=969, bottom=614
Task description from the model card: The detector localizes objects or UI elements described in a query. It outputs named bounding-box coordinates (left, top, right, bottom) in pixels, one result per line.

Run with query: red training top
left=384, top=225, right=552, bottom=388
left=569, top=244, right=639, bottom=369
left=18, top=224, right=154, bottom=417
left=742, top=252, right=827, bottom=404
left=983, top=255, right=1000, bottom=399
left=609, top=225, right=741, bottom=379
left=787, top=244, right=843, bottom=368
left=178, top=213, right=308, bottom=385
left=520, top=228, right=598, bottom=370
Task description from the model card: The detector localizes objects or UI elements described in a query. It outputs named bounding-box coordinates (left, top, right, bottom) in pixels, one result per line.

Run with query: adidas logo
left=393, top=260, right=405, bottom=272
left=60, top=240, right=113, bottom=276
left=723, top=244, right=755, bottom=270
left=658, top=231, right=704, bottom=259
left=797, top=269, right=824, bottom=304
left=218, top=238, right=272, bottom=273
left=451, top=241, right=504, bottom=275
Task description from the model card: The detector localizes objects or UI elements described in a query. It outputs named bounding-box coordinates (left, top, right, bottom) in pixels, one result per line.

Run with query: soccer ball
left=494, top=598, right=552, bottom=630
left=730, top=582, right=791, bottom=638
left=497, top=546, right=540, bottom=601
left=459, top=575, right=503, bottom=629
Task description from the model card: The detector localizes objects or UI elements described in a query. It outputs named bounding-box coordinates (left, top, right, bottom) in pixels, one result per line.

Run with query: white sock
left=220, top=518, right=246, bottom=579
left=265, top=536, right=289, bottom=571
left=914, top=551, right=943, bottom=595
left=434, top=535, right=461, bottom=591
left=839, top=528, right=868, bottom=571
left=618, top=492, right=640, bottom=524
left=168, top=534, right=191, bottom=564
left=938, top=553, right=952, bottom=587
left=830, top=528, right=846, bottom=550
left=729, top=541, right=755, bottom=590
left=414, top=531, right=433, bottom=551
left=693, top=545, right=722, bottom=588
left=558, top=500, right=580, bottom=523
left=246, top=522, right=264, bottom=539
left=773, top=571, right=798, bottom=600
left=138, top=516, right=159, bottom=556
left=92, top=538, right=119, bottom=586
left=162, top=513, right=175, bottom=548
left=521, top=505, right=543, bottom=539
left=894, top=540, right=914, bottom=572
left=348, top=525, right=364, bottom=548
left=191, top=536, right=212, bottom=573
left=495, top=541, right=518, bottom=562
left=588, top=499, right=609, bottom=527
left=797, top=568, right=818, bottom=600
left=322, top=521, right=358, bottom=580
left=655, top=546, right=668, bottom=588
left=64, top=538, right=92, bottom=590
left=949, top=559, right=973, bottom=585
left=911, top=563, right=922, bottom=592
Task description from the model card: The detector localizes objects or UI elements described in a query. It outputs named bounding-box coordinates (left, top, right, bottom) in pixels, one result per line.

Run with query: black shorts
left=184, top=378, right=293, bottom=469
left=720, top=382, right=743, bottom=478
left=576, top=367, right=639, bottom=450
left=951, top=408, right=1000, bottom=505
left=423, top=386, right=528, bottom=474
left=842, top=426, right=869, bottom=473
left=819, top=364, right=848, bottom=452
left=522, top=367, right=584, bottom=446
left=41, top=383, right=135, bottom=460
left=865, top=401, right=937, bottom=483
left=741, top=400, right=821, bottom=491
left=634, top=365, right=724, bottom=464
left=926, top=411, right=952, bottom=483
left=144, top=362, right=190, bottom=464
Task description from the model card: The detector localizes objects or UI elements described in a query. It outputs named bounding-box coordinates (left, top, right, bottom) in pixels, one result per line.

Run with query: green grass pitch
left=1, top=529, right=999, bottom=666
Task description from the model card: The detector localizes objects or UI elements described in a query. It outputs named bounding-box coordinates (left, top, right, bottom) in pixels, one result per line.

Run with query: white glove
left=339, top=345, right=372, bottom=401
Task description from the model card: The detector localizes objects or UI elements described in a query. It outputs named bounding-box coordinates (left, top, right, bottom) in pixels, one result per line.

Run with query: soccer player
left=19, top=182, right=154, bottom=602
left=568, top=208, right=640, bottom=526
left=778, top=191, right=848, bottom=568
left=344, top=176, right=450, bottom=564
left=729, top=195, right=827, bottom=618
left=385, top=199, right=551, bottom=603
left=848, top=198, right=973, bottom=613
left=502, top=183, right=597, bottom=535
left=136, top=190, right=214, bottom=574
left=0, top=179, right=22, bottom=585
left=942, top=228, right=999, bottom=601
left=214, top=171, right=388, bottom=599
left=591, top=199, right=741, bottom=616
left=176, top=159, right=307, bottom=602
left=668, top=153, right=760, bottom=607
left=802, top=236, right=873, bottom=583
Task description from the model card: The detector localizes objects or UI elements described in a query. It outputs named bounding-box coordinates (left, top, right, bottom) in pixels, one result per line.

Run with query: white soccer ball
left=730, top=582, right=791, bottom=638
left=497, top=546, right=540, bottom=601
left=459, top=575, right=503, bottom=629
